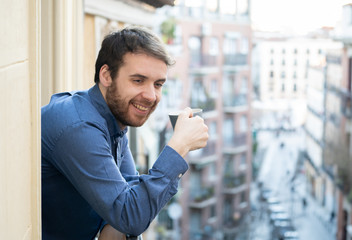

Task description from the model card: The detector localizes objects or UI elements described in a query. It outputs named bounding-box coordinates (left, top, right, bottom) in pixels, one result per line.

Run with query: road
left=249, top=128, right=336, bottom=240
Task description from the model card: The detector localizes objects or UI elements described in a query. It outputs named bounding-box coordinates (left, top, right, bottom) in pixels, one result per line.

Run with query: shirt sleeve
left=50, top=121, right=188, bottom=236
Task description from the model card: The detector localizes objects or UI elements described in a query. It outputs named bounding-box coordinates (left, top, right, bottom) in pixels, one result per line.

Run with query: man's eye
left=155, top=83, right=164, bottom=88
left=134, top=79, right=142, bottom=83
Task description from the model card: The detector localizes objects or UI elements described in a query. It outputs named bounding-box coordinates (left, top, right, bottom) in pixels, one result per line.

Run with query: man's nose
left=141, top=84, right=157, bottom=102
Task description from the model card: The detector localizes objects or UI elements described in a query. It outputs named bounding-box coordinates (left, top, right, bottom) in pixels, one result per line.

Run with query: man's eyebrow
left=130, top=73, right=147, bottom=79
left=130, top=74, right=166, bottom=82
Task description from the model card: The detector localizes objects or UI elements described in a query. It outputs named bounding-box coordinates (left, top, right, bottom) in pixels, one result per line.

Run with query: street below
left=248, top=128, right=336, bottom=240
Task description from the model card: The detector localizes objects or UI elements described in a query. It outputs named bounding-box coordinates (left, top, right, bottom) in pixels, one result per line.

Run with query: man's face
left=105, top=53, right=167, bottom=129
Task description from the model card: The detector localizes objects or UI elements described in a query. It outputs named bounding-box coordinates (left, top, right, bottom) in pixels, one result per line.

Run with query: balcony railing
left=341, top=90, right=352, bottom=119
left=223, top=93, right=247, bottom=108
left=223, top=53, right=247, bottom=66
left=223, top=174, right=246, bottom=189
left=188, top=140, right=217, bottom=163
left=189, top=186, right=216, bottom=207
left=189, top=54, right=217, bottom=68
left=223, top=132, right=247, bottom=149
left=191, top=96, right=216, bottom=112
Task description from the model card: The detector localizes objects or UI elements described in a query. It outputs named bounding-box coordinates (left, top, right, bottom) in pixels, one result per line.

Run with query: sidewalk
left=293, top=173, right=337, bottom=240
left=254, top=129, right=336, bottom=240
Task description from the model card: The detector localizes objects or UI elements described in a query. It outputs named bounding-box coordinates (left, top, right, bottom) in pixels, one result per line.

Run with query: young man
left=41, top=27, right=208, bottom=239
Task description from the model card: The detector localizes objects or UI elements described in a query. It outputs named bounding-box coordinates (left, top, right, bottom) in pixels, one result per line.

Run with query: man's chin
left=126, top=117, right=149, bottom=128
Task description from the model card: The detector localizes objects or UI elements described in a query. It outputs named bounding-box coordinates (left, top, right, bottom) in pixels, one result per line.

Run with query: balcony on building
left=307, top=104, right=325, bottom=121
left=223, top=93, right=248, bottom=112
left=188, top=140, right=217, bottom=165
left=222, top=173, right=246, bottom=194
left=340, top=89, right=352, bottom=119
left=333, top=4, right=352, bottom=44
left=191, top=95, right=216, bottom=113
left=223, top=53, right=248, bottom=72
left=189, top=53, right=218, bottom=75
left=222, top=207, right=247, bottom=235
left=191, top=80, right=216, bottom=113
left=223, top=132, right=248, bottom=154
left=189, top=185, right=216, bottom=208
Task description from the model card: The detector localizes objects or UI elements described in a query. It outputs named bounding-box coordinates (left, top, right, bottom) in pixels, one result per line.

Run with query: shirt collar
left=88, top=84, right=127, bottom=138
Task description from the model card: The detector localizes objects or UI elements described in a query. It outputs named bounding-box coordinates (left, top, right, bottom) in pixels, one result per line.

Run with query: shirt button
left=178, top=173, right=183, bottom=178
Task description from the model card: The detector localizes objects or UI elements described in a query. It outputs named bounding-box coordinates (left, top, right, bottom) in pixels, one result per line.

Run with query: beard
left=105, top=84, right=157, bottom=128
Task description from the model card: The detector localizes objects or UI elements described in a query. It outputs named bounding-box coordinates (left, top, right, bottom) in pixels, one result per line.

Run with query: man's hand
left=168, top=107, right=209, bottom=158
left=98, top=224, right=125, bottom=240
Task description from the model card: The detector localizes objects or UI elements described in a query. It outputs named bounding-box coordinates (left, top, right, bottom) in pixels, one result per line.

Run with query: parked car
left=281, top=230, right=299, bottom=239
left=272, top=225, right=298, bottom=240
left=270, top=212, right=291, bottom=224
left=267, top=196, right=281, bottom=205
left=268, top=204, right=287, bottom=214
left=259, top=188, right=273, bottom=201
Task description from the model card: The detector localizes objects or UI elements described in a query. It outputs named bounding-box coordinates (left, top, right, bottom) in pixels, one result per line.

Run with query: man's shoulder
left=42, top=90, right=104, bottom=130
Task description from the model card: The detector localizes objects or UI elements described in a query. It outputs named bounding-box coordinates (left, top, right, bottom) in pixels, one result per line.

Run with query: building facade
left=156, top=1, right=253, bottom=239
left=1, top=0, right=41, bottom=239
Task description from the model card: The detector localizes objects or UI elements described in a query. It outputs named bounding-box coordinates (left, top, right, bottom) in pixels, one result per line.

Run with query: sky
left=251, top=0, right=351, bottom=34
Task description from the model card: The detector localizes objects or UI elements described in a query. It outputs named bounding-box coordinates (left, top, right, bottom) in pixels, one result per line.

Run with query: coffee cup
left=168, top=108, right=203, bottom=129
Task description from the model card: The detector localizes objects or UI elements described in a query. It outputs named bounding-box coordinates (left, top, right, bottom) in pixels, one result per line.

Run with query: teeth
left=133, top=103, right=148, bottom=111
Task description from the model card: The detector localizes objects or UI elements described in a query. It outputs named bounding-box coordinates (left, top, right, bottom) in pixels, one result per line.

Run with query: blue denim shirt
left=41, top=84, right=188, bottom=239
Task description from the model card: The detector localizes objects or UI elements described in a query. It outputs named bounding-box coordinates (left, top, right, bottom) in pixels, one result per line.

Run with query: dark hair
left=94, top=26, right=174, bottom=83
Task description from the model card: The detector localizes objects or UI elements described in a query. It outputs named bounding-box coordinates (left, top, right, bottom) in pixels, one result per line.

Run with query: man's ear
left=99, top=64, right=112, bottom=88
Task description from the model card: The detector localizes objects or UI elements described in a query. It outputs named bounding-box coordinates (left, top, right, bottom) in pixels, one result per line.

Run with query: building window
left=281, top=71, right=286, bottom=79
left=270, top=71, right=274, bottom=78
left=209, top=121, right=217, bottom=139
left=294, top=48, right=298, bottom=54
left=281, top=83, right=285, bottom=92
left=270, top=48, right=274, bottom=54
left=190, top=210, right=202, bottom=232
left=209, top=37, right=219, bottom=56
left=240, top=153, right=246, bottom=169
left=210, top=204, right=216, bottom=218
left=269, top=82, right=274, bottom=92
left=241, top=76, right=248, bottom=93
left=282, top=59, right=286, bottom=66
left=270, top=58, right=274, bottom=65
left=282, top=48, right=286, bottom=54
left=293, top=83, right=297, bottom=92
left=240, top=115, right=247, bottom=132
left=210, top=78, right=218, bottom=98
left=209, top=162, right=216, bottom=178
left=223, top=118, right=234, bottom=144
left=240, top=191, right=246, bottom=203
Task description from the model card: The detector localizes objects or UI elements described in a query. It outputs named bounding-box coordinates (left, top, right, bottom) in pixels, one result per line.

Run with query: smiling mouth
left=132, top=103, right=149, bottom=111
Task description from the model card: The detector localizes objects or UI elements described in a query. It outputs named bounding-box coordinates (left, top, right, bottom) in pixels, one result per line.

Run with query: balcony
left=190, top=54, right=217, bottom=67
left=223, top=93, right=248, bottom=112
left=223, top=174, right=246, bottom=189
left=189, top=186, right=216, bottom=208
left=341, top=89, right=352, bottom=119
left=223, top=53, right=248, bottom=72
left=224, top=53, right=247, bottom=66
left=223, top=132, right=248, bottom=154
left=188, top=140, right=217, bottom=165
left=191, top=96, right=216, bottom=112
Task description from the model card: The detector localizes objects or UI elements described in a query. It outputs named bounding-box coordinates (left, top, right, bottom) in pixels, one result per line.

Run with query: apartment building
left=254, top=37, right=340, bottom=102
left=330, top=4, right=352, bottom=240
left=155, top=1, right=253, bottom=239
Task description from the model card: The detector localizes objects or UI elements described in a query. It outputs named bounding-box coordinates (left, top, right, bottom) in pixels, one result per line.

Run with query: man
left=41, top=26, right=208, bottom=240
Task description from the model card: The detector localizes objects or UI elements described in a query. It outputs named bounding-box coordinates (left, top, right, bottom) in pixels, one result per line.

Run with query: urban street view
left=3, top=0, right=352, bottom=239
